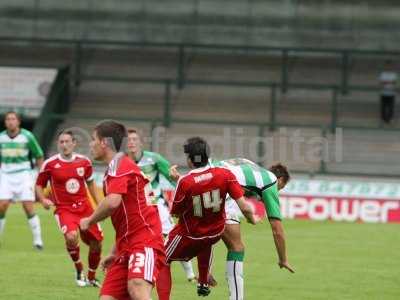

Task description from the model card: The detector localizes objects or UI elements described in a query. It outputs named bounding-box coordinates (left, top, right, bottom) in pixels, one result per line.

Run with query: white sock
left=0, top=218, right=5, bottom=236
left=226, top=260, right=244, bottom=300
left=180, top=260, right=196, bottom=279
left=28, top=215, right=43, bottom=246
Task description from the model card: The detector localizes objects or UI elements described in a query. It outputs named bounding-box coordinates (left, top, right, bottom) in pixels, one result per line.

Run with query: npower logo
left=280, top=195, right=400, bottom=223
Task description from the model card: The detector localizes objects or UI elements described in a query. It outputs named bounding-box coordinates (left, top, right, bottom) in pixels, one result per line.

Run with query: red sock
left=197, top=246, right=212, bottom=285
left=156, top=263, right=172, bottom=300
left=67, top=246, right=83, bottom=272
left=88, top=250, right=101, bottom=281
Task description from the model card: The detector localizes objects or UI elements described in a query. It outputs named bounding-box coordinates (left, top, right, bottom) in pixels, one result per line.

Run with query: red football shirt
left=103, top=153, right=164, bottom=254
left=171, top=165, right=244, bottom=238
left=36, top=153, right=93, bottom=213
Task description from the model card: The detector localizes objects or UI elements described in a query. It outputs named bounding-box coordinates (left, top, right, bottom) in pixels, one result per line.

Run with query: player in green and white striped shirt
left=0, top=111, right=44, bottom=249
left=171, top=156, right=294, bottom=299
left=211, top=158, right=293, bottom=300
left=126, top=128, right=196, bottom=282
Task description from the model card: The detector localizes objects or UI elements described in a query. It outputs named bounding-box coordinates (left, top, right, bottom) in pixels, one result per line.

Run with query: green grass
left=0, top=204, right=398, bottom=300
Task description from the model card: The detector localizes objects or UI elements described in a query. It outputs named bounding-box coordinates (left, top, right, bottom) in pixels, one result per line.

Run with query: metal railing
left=1, top=37, right=399, bottom=177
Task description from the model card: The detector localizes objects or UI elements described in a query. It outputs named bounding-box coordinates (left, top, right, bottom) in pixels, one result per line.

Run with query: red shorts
left=100, top=247, right=166, bottom=300
left=54, top=205, right=103, bottom=244
left=165, top=227, right=221, bottom=263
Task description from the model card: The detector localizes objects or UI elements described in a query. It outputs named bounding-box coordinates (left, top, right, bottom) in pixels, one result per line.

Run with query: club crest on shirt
left=76, top=167, right=85, bottom=177
left=66, top=178, right=80, bottom=194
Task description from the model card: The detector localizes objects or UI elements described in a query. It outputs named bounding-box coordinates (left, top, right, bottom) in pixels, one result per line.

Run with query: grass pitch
left=0, top=204, right=398, bottom=300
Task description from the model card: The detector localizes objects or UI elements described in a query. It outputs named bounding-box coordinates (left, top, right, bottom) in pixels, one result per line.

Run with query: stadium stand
left=0, top=0, right=400, bottom=177
left=1, top=1, right=400, bottom=49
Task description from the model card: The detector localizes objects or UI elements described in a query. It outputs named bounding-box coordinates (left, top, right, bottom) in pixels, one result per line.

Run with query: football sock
left=67, top=245, right=83, bottom=272
left=180, top=260, right=196, bottom=280
left=197, top=246, right=212, bottom=285
left=156, top=263, right=172, bottom=300
left=27, top=214, right=43, bottom=246
left=226, top=251, right=244, bottom=300
left=88, top=249, right=101, bottom=281
left=0, top=215, right=5, bottom=236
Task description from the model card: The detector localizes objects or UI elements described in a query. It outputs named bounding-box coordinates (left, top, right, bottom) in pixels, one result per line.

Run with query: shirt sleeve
left=27, top=131, right=44, bottom=158
left=156, top=153, right=176, bottom=187
left=106, top=175, right=129, bottom=195
left=170, top=178, right=187, bottom=215
left=85, top=161, right=94, bottom=182
left=261, top=183, right=282, bottom=220
left=36, top=164, right=50, bottom=187
left=226, top=170, right=244, bottom=200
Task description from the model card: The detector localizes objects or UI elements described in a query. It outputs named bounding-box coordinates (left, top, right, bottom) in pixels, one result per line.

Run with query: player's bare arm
left=101, top=244, right=117, bottom=271
left=35, top=157, right=44, bottom=169
left=80, top=193, right=122, bottom=231
left=35, top=185, right=54, bottom=210
left=169, top=164, right=181, bottom=181
left=236, top=196, right=257, bottom=224
left=269, top=218, right=295, bottom=273
left=86, top=180, right=101, bottom=205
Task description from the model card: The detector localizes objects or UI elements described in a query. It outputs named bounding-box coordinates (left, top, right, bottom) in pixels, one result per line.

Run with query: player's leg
left=20, top=171, right=43, bottom=249
left=158, top=199, right=196, bottom=282
left=87, top=239, right=102, bottom=286
left=0, top=171, right=13, bottom=243
left=100, top=257, right=130, bottom=300
left=0, top=200, right=10, bottom=241
left=127, top=247, right=165, bottom=300
left=180, top=260, right=196, bottom=282
left=156, top=230, right=180, bottom=300
left=222, top=223, right=245, bottom=300
left=56, top=211, right=87, bottom=286
left=100, top=296, right=118, bottom=300
left=221, top=197, right=245, bottom=300
left=64, top=229, right=87, bottom=286
left=127, top=279, right=153, bottom=300
left=21, top=201, right=43, bottom=249
left=197, top=244, right=214, bottom=297
left=80, top=222, right=103, bottom=287
left=157, top=263, right=172, bottom=300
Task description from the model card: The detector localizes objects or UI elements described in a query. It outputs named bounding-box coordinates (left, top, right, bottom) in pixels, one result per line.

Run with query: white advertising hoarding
left=0, top=67, right=57, bottom=118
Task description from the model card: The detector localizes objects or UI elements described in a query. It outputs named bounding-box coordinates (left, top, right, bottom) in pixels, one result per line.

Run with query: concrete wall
left=1, top=0, right=400, bottom=49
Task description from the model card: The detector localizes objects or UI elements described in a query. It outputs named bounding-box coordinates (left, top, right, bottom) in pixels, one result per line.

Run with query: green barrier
left=33, top=66, right=70, bottom=153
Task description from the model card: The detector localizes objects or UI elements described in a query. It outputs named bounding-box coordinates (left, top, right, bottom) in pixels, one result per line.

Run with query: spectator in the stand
left=379, top=60, right=398, bottom=124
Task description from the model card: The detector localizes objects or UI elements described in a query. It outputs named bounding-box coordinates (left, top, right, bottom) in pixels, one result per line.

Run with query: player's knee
left=127, top=279, right=151, bottom=300
left=100, top=296, right=117, bottom=300
left=22, top=202, right=35, bottom=215
left=0, top=202, right=9, bottom=214
left=65, top=231, right=79, bottom=246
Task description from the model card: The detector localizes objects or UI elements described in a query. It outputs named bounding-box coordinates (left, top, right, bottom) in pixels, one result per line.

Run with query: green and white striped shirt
left=135, top=150, right=175, bottom=200
left=210, top=158, right=282, bottom=220
left=0, top=129, right=43, bottom=174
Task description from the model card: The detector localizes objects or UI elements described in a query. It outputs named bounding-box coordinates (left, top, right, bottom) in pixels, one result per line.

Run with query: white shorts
left=157, top=198, right=175, bottom=235
left=225, top=197, right=244, bottom=225
left=0, top=170, right=35, bottom=202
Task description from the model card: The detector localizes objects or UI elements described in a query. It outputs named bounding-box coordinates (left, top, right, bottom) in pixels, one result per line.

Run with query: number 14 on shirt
left=192, top=189, right=222, bottom=217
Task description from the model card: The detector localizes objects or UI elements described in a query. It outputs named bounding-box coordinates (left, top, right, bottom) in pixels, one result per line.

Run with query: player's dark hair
left=184, top=137, right=210, bottom=168
left=4, top=111, right=21, bottom=122
left=57, top=129, right=76, bottom=141
left=269, top=163, right=290, bottom=183
left=95, top=120, right=127, bottom=152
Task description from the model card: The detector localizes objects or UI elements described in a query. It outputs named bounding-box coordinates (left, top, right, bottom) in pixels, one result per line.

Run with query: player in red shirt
left=79, top=120, right=166, bottom=300
left=156, top=137, right=256, bottom=299
left=35, top=130, right=103, bottom=287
